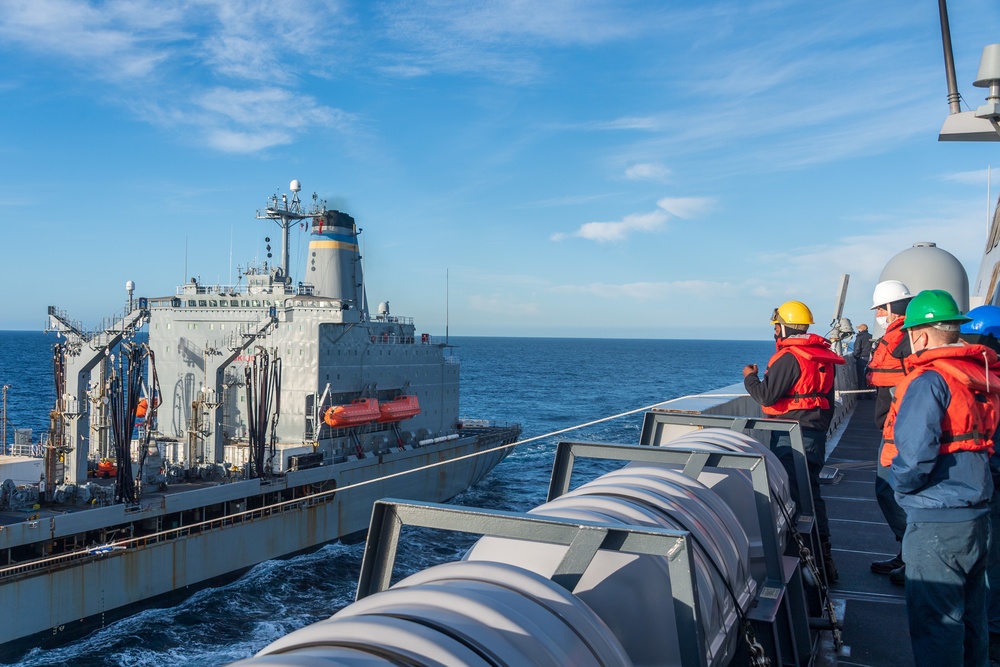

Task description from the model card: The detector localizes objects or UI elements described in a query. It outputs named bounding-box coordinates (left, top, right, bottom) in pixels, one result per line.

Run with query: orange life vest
left=761, top=334, right=846, bottom=416
left=867, top=318, right=907, bottom=388
left=881, top=343, right=1000, bottom=466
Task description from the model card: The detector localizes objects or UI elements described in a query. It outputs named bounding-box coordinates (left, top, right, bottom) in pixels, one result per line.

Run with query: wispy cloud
left=657, top=196, right=715, bottom=218
left=377, top=0, right=653, bottom=83
left=0, top=0, right=179, bottom=80
left=596, top=5, right=942, bottom=176
left=587, top=117, right=663, bottom=131
left=551, top=195, right=715, bottom=242
left=625, top=162, right=672, bottom=183
left=551, top=209, right=668, bottom=243
left=0, top=0, right=353, bottom=153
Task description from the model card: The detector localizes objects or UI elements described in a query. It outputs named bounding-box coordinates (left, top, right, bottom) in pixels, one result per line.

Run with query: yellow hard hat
left=771, top=301, right=814, bottom=325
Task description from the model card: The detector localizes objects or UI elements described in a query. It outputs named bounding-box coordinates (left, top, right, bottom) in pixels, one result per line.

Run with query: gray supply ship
left=0, top=181, right=519, bottom=659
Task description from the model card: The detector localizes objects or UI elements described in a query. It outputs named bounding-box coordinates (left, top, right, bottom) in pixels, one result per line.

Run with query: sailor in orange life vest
left=886, top=289, right=1000, bottom=667
left=866, top=279, right=913, bottom=582
left=743, top=300, right=845, bottom=582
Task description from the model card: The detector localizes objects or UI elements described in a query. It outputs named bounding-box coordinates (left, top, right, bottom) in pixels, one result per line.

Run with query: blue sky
left=1, top=0, right=999, bottom=339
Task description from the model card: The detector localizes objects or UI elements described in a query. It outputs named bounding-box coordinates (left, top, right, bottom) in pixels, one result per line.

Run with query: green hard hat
left=901, top=289, right=971, bottom=329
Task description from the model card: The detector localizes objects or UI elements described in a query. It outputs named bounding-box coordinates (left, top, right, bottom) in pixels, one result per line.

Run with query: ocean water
left=0, top=332, right=773, bottom=667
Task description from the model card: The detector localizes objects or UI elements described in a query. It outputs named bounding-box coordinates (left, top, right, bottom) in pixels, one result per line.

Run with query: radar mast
left=256, top=180, right=326, bottom=281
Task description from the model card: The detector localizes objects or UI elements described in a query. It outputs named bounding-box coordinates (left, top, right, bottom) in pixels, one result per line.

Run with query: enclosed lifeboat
left=324, top=398, right=381, bottom=428
left=96, top=458, right=117, bottom=478
left=378, top=395, right=421, bottom=423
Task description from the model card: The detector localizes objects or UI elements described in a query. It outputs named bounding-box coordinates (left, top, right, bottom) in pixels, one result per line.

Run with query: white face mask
left=876, top=315, right=888, bottom=329
left=908, top=329, right=927, bottom=353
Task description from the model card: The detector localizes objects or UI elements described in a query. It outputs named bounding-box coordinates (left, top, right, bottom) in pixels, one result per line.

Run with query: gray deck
left=825, top=398, right=913, bottom=667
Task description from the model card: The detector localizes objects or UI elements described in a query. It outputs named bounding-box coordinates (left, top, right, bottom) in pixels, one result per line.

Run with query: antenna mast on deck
left=257, top=180, right=325, bottom=282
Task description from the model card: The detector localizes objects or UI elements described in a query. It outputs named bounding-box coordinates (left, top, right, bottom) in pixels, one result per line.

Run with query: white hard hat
left=870, top=279, right=913, bottom=310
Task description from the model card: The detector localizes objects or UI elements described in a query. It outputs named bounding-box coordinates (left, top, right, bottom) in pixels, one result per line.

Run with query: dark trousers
left=855, top=357, right=871, bottom=396
left=877, top=445, right=908, bottom=543
left=904, top=515, right=990, bottom=667
left=770, top=429, right=829, bottom=541
left=989, top=491, right=1000, bottom=634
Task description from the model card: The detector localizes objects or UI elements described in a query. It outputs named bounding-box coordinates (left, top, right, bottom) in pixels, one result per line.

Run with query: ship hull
left=0, top=433, right=512, bottom=661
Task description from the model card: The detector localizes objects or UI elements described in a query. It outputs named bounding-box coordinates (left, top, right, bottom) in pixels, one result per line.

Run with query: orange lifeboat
left=96, top=458, right=117, bottom=478
left=324, top=398, right=380, bottom=428
left=378, top=395, right=421, bottom=423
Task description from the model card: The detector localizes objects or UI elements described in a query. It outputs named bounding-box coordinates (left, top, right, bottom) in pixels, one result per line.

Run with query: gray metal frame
left=546, top=439, right=813, bottom=666
left=638, top=411, right=818, bottom=545
left=547, top=441, right=784, bottom=587
left=358, top=498, right=707, bottom=667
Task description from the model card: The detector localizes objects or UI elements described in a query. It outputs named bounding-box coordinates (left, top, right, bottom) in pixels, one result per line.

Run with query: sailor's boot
left=821, top=540, right=839, bottom=584
left=870, top=552, right=904, bottom=575
left=988, top=631, right=1000, bottom=665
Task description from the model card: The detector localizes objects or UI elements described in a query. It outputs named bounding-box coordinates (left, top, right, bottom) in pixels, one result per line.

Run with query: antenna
left=257, top=179, right=314, bottom=282
left=446, top=268, right=450, bottom=345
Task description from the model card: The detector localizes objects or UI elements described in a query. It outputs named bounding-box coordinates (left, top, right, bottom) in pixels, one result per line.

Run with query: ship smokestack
left=309, top=210, right=367, bottom=315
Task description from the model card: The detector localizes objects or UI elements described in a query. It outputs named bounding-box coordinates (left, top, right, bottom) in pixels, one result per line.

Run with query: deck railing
left=0, top=489, right=337, bottom=582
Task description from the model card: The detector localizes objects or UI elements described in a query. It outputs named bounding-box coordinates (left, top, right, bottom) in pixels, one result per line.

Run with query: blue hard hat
left=961, top=305, right=1000, bottom=336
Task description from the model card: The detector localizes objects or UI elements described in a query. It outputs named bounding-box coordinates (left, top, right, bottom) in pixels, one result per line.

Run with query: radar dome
left=290, top=179, right=301, bottom=193
left=126, top=280, right=135, bottom=292
left=378, top=301, right=390, bottom=315
left=879, top=242, right=969, bottom=312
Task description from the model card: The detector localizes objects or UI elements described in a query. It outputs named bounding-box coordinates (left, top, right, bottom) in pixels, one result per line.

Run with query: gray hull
left=0, top=432, right=512, bottom=656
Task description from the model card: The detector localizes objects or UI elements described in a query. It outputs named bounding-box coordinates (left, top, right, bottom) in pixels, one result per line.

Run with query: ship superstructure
left=0, top=182, right=519, bottom=660
left=143, top=184, right=460, bottom=478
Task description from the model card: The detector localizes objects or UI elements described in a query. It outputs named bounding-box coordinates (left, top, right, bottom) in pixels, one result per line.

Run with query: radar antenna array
left=255, top=180, right=327, bottom=282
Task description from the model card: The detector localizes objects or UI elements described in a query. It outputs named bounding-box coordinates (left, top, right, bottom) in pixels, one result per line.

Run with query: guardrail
left=0, top=488, right=338, bottom=582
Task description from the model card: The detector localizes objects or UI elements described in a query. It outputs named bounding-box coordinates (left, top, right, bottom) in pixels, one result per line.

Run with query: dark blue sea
left=0, top=332, right=772, bottom=667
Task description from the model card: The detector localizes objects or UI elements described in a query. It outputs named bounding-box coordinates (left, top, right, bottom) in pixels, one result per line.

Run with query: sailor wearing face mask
left=886, top=290, right=1000, bottom=667
left=867, top=279, right=914, bottom=582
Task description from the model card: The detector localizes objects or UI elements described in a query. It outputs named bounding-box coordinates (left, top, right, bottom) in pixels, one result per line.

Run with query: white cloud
left=0, top=0, right=177, bottom=80
left=0, top=0, right=355, bottom=153
left=657, top=196, right=715, bottom=219
left=551, top=209, right=668, bottom=243
left=129, top=86, right=355, bottom=153
left=625, top=162, right=672, bottom=182
left=551, top=195, right=715, bottom=242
